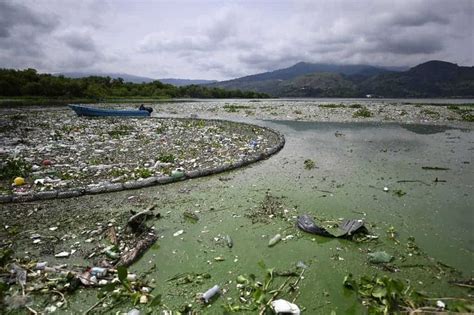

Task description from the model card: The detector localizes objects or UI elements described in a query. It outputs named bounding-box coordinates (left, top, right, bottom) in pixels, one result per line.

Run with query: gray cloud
left=0, top=1, right=59, bottom=69
left=59, top=30, right=98, bottom=52
left=0, top=1, right=56, bottom=38
left=389, top=13, right=448, bottom=27
left=374, top=36, right=443, bottom=55
left=0, top=0, right=472, bottom=80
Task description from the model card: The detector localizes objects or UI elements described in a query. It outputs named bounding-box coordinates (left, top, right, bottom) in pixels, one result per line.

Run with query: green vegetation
left=447, top=105, right=474, bottom=122
left=0, top=158, right=31, bottom=180
left=319, top=104, right=346, bottom=109
left=0, top=68, right=269, bottom=100
left=135, top=168, right=153, bottom=178
left=108, top=125, right=134, bottom=138
left=158, top=154, right=175, bottom=163
left=303, top=159, right=315, bottom=170
left=212, top=61, right=474, bottom=98
left=393, top=189, right=406, bottom=197
left=343, top=274, right=473, bottom=313
left=353, top=107, right=373, bottom=118
left=223, top=104, right=251, bottom=112
left=223, top=261, right=304, bottom=313
left=109, top=168, right=129, bottom=178
left=461, top=112, right=474, bottom=122
left=420, top=109, right=440, bottom=119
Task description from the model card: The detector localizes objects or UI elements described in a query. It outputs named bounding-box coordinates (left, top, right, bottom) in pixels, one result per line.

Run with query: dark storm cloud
left=374, top=36, right=443, bottom=55
left=0, top=0, right=109, bottom=72
left=0, top=1, right=56, bottom=38
left=387, top=12, right=449, bottom=27
left=0, top=0, right=59, bottom=69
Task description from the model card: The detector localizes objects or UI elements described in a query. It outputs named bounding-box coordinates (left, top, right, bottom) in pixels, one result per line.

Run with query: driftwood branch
left=115, top=232, right=158, bottom=267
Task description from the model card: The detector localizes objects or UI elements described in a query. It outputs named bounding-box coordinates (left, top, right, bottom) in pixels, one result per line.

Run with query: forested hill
left=358, top=61, right=474, bottom=97
left=0, top=69, right=269, bottom=99
left=210, top=60, right=474, bottom=98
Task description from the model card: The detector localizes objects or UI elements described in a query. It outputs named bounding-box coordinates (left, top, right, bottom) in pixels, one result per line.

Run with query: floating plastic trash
left=13, top=177, right=25, bottom=186
left=171, top=170, right=184, bottom=178
left=202, top=285, right=220, bottom=303
left=54, top=251, right=70, bottom=258
left=337, top=219, right=367, bottom=237
left=271, top=299, right=301, bottom=315
left=296, top=214, right=333, bottom=237
left=297, top=214, right=368, bottom=239
left=225, top=235, right=233, bottom=248
left=268, top=234, right=282, bottom=247
left=173, top=230, right=184, bottom=237
left=90, top=267, right=108, bottom=278
left=367, top=251, right=393, bottom=264
left=35, top=262, right=48, bottom=270
left=127, top=309, right=140, bottom=315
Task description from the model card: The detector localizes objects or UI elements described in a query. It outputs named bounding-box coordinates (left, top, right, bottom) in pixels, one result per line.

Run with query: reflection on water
left=400, top=124, right=455, bottom=134
left=262, top=119, right=473, bottom=261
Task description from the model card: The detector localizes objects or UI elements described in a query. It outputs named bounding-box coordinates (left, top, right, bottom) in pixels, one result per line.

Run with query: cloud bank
left=0, top=0, right=472, bottom=80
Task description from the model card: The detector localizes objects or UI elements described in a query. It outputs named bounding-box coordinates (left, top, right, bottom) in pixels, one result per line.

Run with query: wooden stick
left=258, top=277, right=292, bottom=315
left=83, top=296, right=107, bottom=315
left=450, top=283, right=474, bottom=289
left=424, top=297, right=473, bottom=301
left=52, top=289, right=68, bottom=306
left=26, top=306, right=38, bottom=314
left=291, top=269, right=305, bottom=290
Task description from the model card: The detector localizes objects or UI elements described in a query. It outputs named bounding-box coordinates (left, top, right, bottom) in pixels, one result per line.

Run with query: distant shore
left=145, top=99, right=474, bottom=127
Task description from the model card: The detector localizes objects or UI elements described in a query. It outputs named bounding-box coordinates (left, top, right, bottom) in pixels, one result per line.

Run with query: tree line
left=0, top=68, right=269, bottom=99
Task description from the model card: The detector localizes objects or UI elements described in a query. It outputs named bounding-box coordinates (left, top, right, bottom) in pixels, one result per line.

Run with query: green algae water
left=48, top=120, right=474, bottom=314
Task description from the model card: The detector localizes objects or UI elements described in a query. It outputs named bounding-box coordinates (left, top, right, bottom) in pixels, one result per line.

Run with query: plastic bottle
left=268, top=234, right=282, bottom=247
left=202, top=285, right=220, bottom=303
left=90, top=267, right=108, bottom=278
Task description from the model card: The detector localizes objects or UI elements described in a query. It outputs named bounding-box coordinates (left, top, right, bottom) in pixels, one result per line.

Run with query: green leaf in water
left=372, top=285, right=387, bottom=299
left=343, top=273, right=356, bottom=289
left=149, top=294, right=162, bottom=307
left=117, top=266, right=127, bottom=283
left=257, top=260, right=267, bottom=270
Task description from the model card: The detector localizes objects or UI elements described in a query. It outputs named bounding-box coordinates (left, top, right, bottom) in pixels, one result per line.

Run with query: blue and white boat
left=69, top=104, right=151, bottom=117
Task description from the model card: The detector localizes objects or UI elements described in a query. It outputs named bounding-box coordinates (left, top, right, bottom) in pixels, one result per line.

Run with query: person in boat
left=139, top=104, right=153, bottom=114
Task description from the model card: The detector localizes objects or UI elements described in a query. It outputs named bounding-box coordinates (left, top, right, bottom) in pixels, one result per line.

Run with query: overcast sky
left=1, top=0, right=473, bottom=80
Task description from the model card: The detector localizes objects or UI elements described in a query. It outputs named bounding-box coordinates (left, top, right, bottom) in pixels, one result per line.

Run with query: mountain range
left=58, top=60, right=474, bottom=98
left=58, top=72, right=216, bottom=86
left=209, top=60, right=474, bottom=98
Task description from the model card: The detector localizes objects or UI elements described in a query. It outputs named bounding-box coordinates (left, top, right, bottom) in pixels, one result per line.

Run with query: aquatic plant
left=343, top=274, right=474, bottom=314
left=108, top=124, right=134, bottom=138
left=223, top=261, right=304, bottom=313
left=460, top=111, right=474, bottom=122
left=319, top=104, right=346, bottom=109
left=134, top=168, right=153, bottom=178
left=158, top=154, right=175, bottom=163
left=0, top=158, right=31, bottom=180
left=304, top=159, right=315, bottom=170
left=223, top=104, right=250, bottom=112
left=353, top=107, right=373, bottom=118
left=420, top=109, right=441, bottom=119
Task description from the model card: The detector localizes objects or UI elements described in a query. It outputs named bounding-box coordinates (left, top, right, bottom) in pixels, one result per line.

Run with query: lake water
left=77, top=118, right=471, bottom=313
left=30, top=101, right=469, bottom=313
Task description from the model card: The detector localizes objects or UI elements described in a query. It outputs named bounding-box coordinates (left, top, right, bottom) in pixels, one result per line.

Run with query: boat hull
left=69, top=105, right=150, bottom=117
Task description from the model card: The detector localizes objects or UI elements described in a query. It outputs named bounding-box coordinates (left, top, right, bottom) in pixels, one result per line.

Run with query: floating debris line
left=0, top=112, right=285, bottom=202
